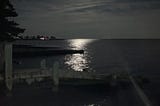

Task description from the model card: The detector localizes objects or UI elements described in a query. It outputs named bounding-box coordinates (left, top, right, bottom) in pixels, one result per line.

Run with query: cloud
left=115, top=0, right=160, bottom=3
left=12, top=0, right=160, bottom=16
left=11, top=0, right=160, bottom=38
left=66, top=0, right=160, bottom=14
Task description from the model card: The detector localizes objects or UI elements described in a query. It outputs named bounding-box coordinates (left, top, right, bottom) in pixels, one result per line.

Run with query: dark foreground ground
left=0, top=81, right=147, bottom=106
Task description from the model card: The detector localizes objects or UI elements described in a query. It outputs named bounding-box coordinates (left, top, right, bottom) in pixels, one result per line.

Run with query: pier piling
left=5, top=43, right=13, bottom=91
left=52, top=62, right=59, bottom=92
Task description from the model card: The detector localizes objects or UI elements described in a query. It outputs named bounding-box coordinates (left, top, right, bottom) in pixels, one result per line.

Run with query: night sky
left=12, top=0, right=160, bottom=38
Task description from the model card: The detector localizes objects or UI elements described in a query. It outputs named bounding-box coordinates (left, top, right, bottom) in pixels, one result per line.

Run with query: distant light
left=40, top=36, right=49, bottom=40
left=40, top=37, right=45, bottom=40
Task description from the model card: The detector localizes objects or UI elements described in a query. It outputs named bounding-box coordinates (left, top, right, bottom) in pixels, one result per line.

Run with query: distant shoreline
left=14, top=38, right=160, bottom=41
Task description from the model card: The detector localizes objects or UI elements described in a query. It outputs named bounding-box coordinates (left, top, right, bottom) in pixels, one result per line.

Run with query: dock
left=13, top=44, right=84, bottom=57
left=1, top=62, right=118, bottom=86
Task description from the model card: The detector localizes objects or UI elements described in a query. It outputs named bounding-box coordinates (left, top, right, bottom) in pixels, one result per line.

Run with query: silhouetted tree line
left=19, top=35, right=56, bottom=40
left=0, top=0, right=25, bottom=41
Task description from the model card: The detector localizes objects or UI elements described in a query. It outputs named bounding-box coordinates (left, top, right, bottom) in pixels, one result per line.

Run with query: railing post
left=52, top=61, right=59, bottom=92
left=0, top=43, right=4, bottom=81
left=40, top=59, right=46, bottom=70
left=5, top=43, right=13, bottom=92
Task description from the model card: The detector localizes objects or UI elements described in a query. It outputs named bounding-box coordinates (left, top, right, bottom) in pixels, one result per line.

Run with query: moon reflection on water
left=65, top=39, right=95, bottom=71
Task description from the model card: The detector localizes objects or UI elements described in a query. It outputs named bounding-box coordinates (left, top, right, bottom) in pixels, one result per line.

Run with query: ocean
left=1, top=39, right=160, bottom=106
left=13, top=39, right=160, bottom=75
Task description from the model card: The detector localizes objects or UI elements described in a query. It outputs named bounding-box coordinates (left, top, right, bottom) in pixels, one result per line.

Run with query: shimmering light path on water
left=65, top=39, right=96, bottom=71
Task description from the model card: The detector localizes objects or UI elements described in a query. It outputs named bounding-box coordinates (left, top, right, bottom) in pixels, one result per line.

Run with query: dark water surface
left=1, top=39, right=160, bottom=106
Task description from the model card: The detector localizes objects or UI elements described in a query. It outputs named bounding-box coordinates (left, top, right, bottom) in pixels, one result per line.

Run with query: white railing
left=1, top=43, right=112, bottom=92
